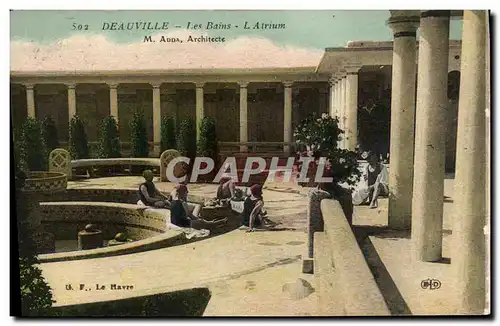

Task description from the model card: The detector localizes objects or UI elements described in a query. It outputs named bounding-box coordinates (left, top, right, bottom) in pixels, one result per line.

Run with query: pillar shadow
left=361, top=237, right=412, bottom=315
left=359, top=236, right=412, bottom=315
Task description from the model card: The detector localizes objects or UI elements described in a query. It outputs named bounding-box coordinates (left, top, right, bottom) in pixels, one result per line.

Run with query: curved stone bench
left=38, top=201, right=185, bottom=262
left=71, top=158, right=160, bottom=169
left=316, top=199, right=390, bottom=316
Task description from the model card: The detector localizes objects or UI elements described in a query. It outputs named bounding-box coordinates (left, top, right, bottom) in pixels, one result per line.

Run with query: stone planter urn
left=19, top=171, right=68, bottom=254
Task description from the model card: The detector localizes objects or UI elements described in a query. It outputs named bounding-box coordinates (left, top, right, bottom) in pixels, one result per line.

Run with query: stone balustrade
left=315, top=199, right=390, bottom=316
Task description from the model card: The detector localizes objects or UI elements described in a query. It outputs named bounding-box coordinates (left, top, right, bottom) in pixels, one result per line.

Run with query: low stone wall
left=38, top=202, right=185, bottom=263
left=40, top=202, right=169, bottom=240
left=51, top=188, right=206, bottom=205
left=315, top=199, right=390, bottom=316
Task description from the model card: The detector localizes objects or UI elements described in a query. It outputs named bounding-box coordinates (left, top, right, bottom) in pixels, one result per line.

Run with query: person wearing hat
left=170, top=183, right=227, bottom=229
left=241, top=184, right=269, bottom=232
left=216, top=163, right=237, bottom=203
left=139, top=170, right=171, bottom=208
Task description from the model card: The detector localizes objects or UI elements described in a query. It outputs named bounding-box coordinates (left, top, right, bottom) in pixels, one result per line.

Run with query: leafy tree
left=69, top=115, right=90, bottom=159
left=176, top=118, right=196, bottom=159
left=97, top=115, right=121, bottom=158
left=160, top=116, right=176, bottom=153
left=41, top=115, right=60, bottom=153
left=294, top=112, right=361, bottom=188
left=19, top=117, right=47, bottom=171
left=130, top=111, right=149, bottom=157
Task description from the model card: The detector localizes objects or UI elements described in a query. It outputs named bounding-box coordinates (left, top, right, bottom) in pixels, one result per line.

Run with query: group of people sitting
left=138, top=170, right=270, bottom=233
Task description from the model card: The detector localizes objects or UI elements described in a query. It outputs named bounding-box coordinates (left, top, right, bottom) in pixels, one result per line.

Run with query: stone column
left=239, top=81, right=249, bottom=153
left=345, top=66, right=361, bottom=151
left=340, top=75, right=347, bottom=149
left=67, top=84, right=77, bottom=123
left=329, top=77, right=336, bottom=117
left=195, top=82, right=205, bottom=141
left=26, top=84, right=35, bottom=118
left=152, top=83, right=162, bottom=156
left=452, top=10, right=487, bottom=314
left=411, top=10, right=450, bottom=262
left=387, top=12, right=420, bottom=230
left=283, top=81, right=293, bottom=154
left=109, top=83, right=119, bottom=122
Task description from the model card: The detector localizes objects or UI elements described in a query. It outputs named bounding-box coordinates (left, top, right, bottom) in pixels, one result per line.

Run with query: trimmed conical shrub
left=19, top=117, right=47, bottom=171
left=41, top=115, right=60, bottom=153
left=69, top=115, right=89, bottom=159
left=160, top=116, right=176, bottom=153
left=197, top=116, right=217, bottom=158
left=130, top=111, right=149, bottom=157
left=176, top=118, right=196, bottom=159
left=97, top=115, right=121, bottom=158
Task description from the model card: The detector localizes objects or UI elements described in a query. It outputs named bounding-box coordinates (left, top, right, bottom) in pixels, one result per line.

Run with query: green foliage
left=41, top=115, right=60, bottom=153
left=69, top=115, right=90, bottom=159
left=20, top=257, right=55, bottom=316
left=197, top=116, right=217, bottom=157
left=19, top=117, right=47, bottom=171
left=130, top=111, right=149, bottom=157
left=97, top=115, right=121, bottom=158
left=294, top=113, right=361, bottom=187
left=176, top=118, right=196, bottom=158
left=160, top=116, right=176, bottom=153
left=15, top=171, right=55, bottom=316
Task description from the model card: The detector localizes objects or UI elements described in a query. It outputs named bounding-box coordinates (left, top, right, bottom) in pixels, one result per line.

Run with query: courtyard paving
left=41, top=175, right=472, bottom=315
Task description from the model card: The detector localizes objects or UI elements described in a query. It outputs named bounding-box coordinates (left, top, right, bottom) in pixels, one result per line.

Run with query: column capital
left=66, top=83, right=76, bottom=90
left=150, top=82, right=162, bottom=89
left=345, top=66, right=362, bottom=74
left=24, top=83, right=35, bottom=90
left=420, top=10, right=451, bottom=19
left=387, top=14, right=420, bottom=36
left=283, top=81, right=293, bottom=88
left=238, top=81, right=249, bottom=88
left=107, top=83, right=119, bottom=89
left=195, top=82, right=205, bottom=88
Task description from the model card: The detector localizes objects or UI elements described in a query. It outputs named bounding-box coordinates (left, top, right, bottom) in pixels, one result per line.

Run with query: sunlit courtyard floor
left=39, top=175, right=478, bottom=315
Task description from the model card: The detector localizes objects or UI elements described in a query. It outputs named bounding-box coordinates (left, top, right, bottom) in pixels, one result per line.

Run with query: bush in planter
left=41, top=115, right=60, bottom=153
left=130, top=111, right=149, bottom=157
left=69, top=115, right=90, bottom=159
left=97, top=115, right=121, bottom=158
left=19, top=117, right=47, bottom=171
left=294, top=112, right=361, bottom=189
left=160, top=116, right=176, bottom=153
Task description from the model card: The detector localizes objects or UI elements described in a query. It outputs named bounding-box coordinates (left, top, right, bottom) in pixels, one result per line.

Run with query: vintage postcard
left=10, top=9, right=491, bottom=317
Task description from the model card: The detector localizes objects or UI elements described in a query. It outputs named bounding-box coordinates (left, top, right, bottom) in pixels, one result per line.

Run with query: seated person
left=216, top=176, right=236, bottom=202
left=363, top=152, right=389, bottom=209
left=170, top=183, right=227, bottom=229
left=139, top=170, right=171, bottom=208
left=241, top=184, right=271, bottom=232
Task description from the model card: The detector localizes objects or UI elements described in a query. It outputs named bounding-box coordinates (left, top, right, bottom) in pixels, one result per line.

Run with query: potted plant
left=293, top=113, right=361, bottom=192
left=197, top=117, right=218, bottom=183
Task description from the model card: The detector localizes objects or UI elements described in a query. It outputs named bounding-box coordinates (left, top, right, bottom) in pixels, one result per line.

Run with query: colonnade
left=22, top=80, right=296, bottom=155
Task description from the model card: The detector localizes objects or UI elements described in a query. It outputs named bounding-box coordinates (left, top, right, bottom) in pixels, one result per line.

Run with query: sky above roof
left=10, top=10, right=463, bottom=71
